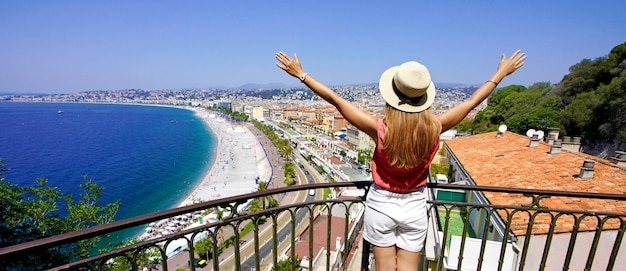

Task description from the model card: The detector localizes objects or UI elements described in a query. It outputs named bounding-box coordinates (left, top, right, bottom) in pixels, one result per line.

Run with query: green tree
left=467, top=42, right=626, bottom=156
left=248, top=181, right=278, bottom=213
left=103, top=239, right=161, bottom=271
left=487, top=85, right=527, bottom=107
left=0, top=160, right=120, bottom=270
left=195, top=236, right=215, bottom=260
left=275, top=255, right=302, bottom=271
left=454, top=119, right=477, bottom=135
left=283, top=162, right=296, bottom=186
left=430, top=163, right=451, bottom=177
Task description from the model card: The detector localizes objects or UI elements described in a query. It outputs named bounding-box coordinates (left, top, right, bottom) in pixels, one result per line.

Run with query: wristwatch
left=299, top=73, right=308, bottom=82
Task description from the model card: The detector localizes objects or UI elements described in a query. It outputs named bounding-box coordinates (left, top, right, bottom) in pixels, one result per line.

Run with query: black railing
left=2, top=181, right=626, bottom=271
left=426, top=183, right=626, bottom=271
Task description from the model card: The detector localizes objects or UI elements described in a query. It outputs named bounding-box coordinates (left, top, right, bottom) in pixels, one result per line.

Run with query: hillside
left=456, top=42, right=626, bottom=158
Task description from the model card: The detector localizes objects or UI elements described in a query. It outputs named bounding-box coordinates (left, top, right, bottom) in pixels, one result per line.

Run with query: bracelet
left=486, top=80, right=499, bottom=87
left=299, top=73, right=308, bottom=82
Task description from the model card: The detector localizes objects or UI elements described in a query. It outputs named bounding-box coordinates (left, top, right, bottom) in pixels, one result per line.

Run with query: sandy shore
left=179, top=107, right=272, bottom=206
left=140, top=106, right=273, bottom=241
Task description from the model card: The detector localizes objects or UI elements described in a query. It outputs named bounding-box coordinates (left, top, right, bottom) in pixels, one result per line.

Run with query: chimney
left=562, top=136, right=571, bottom=143
left=528, top=134, right=540, bottom=148
left=547, top=128, right=560, bottom=143
left=611, top=151, right=626, bottom=168
left=549, top=140, right=562, bottom=154
left=546, top=133, right=556, bottom=145
left=562, top=136, right=581, bottom=153
left=578, top=159, right=595, bottom=179
left=336, top=237, right=342, bottom=252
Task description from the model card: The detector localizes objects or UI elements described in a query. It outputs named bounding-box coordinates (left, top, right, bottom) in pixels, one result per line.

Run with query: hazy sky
left=1, top=1, right=624, bottom=94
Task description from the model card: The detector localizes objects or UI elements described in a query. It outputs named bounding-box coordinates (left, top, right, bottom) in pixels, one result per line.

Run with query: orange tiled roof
left=329, top=156, right=346, bottom=165
left=446, top=131, right=626, bottom=235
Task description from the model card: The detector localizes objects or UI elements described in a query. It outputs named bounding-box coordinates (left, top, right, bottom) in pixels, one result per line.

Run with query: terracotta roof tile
left=446, top=131, right=626, bottom=234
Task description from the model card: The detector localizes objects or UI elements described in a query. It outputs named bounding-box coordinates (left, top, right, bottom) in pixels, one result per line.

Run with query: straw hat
left=378, top=61, right=436, bottom=113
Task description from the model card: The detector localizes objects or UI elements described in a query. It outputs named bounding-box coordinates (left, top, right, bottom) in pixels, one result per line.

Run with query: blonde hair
left=382, top=104, right=441, bottom=169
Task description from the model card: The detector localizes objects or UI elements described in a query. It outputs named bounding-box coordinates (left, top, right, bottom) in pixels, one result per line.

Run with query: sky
left=1, top=1, right=625, bottom=94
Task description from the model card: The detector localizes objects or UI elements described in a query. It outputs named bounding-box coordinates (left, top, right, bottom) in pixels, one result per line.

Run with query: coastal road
left=166, top=127, right=320, bottom=270
left=238, top=169, right=319, bottom=270
left=165, top=175, right=314, bottom=271
left=215, top=153, right=324, bottom=270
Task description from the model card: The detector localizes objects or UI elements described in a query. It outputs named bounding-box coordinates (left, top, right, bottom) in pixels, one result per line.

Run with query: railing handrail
left=0, top=181, right=372, bottom=259
left=3, top=180, right=626, bottom=260
left=429, top=182, right=626, bottom=200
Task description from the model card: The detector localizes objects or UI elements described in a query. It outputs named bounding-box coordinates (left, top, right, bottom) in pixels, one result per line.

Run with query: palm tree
left=256, top=181, right=278, bottom=209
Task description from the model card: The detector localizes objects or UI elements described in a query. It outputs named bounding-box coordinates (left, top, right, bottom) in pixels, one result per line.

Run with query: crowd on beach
left=139, top=107, right=280, bottom=240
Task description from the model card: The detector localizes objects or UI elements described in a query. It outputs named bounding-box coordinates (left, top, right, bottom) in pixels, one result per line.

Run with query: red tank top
left=371, top=118, right=440, bottom=192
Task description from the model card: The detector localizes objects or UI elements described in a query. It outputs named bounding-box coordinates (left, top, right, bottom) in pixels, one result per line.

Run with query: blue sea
left=0, top=102, right=216, bottom=242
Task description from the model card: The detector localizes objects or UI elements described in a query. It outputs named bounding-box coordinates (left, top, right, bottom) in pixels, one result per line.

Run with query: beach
left=180, top=107, right=273, bottom=205
left=139, top=106, right=275, bottom=241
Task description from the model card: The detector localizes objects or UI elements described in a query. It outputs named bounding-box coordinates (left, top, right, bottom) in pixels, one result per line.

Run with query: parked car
left=194, top=258, right=208, bottom=268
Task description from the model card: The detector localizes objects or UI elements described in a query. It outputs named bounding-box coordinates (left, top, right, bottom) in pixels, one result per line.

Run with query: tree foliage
left=455, top=42, right=626, bottom=157
left=247, top=181, right=278, bottom=214
left=195, top=236, right=215, bottom=260
left=0, top=160, right=120, bottom=270
left=102, top=238, right=161, bottom=271
left=211, top=105, right=250, bottom=122
left=275, top=255, right=302, bottom=271
left=251, top=119, right=294, bottom=158
left=283, top=161, right=296, bottom=186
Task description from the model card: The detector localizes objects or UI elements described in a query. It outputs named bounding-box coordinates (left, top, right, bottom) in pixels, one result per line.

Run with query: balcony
left=1, top=181, right=625, bottom=271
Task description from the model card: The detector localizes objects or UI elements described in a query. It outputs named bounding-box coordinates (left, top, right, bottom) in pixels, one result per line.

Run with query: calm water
left=0, top=102, right=216, bottom=241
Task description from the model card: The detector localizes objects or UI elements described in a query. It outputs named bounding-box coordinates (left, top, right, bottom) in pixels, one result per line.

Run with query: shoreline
left=0, top=101, right=272, bottom=242
left=10, top=102, right=268, bottom=207
left=138, top=106, right=271, bottom=241
left=180, top=107, right=263, bottom=205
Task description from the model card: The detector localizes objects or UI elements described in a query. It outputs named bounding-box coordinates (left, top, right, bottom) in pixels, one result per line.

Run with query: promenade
left=161, top=109, right=362, bottom=271
left=163, top=111, right=290, bottom=270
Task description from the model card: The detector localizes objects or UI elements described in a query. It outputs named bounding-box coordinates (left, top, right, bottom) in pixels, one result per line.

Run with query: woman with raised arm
left=276, top=50, right=526, bottom=271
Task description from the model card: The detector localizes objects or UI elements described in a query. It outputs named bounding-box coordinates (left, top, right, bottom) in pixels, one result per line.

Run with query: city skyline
left=1, top=1, right=625, bottom=94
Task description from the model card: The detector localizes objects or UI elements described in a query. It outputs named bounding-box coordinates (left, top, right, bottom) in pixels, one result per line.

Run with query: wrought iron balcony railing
left=1, top=181, right=625, bottom=271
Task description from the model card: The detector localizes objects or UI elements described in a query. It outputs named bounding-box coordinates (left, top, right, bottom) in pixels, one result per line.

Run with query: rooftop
left=446, top=131, right=626, bottom=234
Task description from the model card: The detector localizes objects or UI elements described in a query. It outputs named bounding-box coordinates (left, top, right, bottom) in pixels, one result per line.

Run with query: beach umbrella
left=149, top=222, right=156, bottom=226
left=145, top=227, right=153, bottom=232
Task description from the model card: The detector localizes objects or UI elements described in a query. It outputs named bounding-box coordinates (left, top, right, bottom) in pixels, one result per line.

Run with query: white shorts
left=363, top=184, right=428, bottom=252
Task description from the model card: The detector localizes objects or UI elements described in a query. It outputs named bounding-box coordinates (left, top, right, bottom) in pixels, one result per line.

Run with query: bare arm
left=275, top=52, right=378, bottom=139
left=437, top=50, right=527, bottom=132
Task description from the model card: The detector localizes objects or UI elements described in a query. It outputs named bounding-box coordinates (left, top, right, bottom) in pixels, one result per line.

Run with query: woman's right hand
left=497, top=49, right=527, bottom=76
left=275, top=52, right=306, bottom=79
